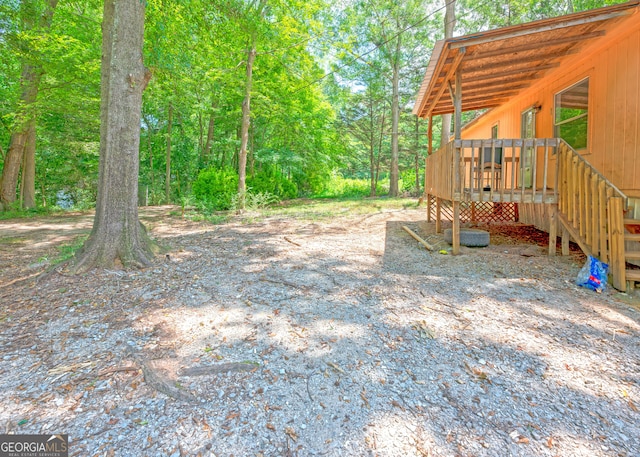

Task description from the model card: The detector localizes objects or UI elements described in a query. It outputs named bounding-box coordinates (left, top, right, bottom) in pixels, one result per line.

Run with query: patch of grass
left=186, top=210, right=230, bottom=224
left=235, top=196, right=420, bottom=223
left=0, top=236, right=27, bottom=245
left=51, top=235, right=89, bottom=265
left=183, top=196, right=422, bottom=225
left=0, top=206, right=63, bottom=221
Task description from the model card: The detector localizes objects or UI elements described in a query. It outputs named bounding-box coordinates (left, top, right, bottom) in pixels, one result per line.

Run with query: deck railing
left=424, top=137, right=630, bottom=290
left=425, top=138, right=560, bottom=203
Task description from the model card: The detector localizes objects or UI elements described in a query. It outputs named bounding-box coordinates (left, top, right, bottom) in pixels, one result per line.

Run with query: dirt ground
left=0, top=204, right=638, bottom=457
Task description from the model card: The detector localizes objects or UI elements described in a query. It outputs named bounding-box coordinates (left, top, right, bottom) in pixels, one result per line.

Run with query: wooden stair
left=624, top=216, right=640, bottom=286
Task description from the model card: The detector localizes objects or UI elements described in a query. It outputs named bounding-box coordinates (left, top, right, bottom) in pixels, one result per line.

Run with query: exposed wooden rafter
left=413, top=0, right=640, bottom=118
left=471, top=30, right=605, bottom=60
left=448, top=7, right=632, bottom=49
left=424, top=47, right=466, bottom=118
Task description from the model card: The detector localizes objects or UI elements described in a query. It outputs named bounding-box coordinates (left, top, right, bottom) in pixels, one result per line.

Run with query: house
left=413, top=1, right=640, bottom=291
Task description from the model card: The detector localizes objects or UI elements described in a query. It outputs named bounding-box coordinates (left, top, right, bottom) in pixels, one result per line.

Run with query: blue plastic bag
left=576, top=255, right=608, bottom=292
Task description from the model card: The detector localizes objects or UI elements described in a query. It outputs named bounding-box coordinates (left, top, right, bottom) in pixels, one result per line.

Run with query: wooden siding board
left=624, top=31, right=640, bottom=190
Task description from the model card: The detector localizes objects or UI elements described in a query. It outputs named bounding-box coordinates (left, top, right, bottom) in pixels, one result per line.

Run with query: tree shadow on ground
left=0, top=212, right=638, bottom=456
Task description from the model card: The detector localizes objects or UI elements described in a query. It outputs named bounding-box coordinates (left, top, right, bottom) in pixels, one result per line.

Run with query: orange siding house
left=462, top=9, right=640, bottom=202
left=413, top=1, right=640, bottom=290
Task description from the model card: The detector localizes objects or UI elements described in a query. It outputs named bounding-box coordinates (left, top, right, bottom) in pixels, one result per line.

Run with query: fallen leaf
left=360, top=388, right=369, bottom=408
left=284, top=426, right=298, bottom=441
left=546, top=436, right=554, bottom=448
left=266, top=423, right=275, bottom=431
left=225, top=411, right=240, bottom=421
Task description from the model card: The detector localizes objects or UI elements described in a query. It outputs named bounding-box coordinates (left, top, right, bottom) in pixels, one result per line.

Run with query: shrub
left=230, top=191, right=280, bottom=211
left=192, top=167, right=239, bottom=211
left=314, top=173, right=388, bottom=198
left=247, top=165, right=297, bottom=200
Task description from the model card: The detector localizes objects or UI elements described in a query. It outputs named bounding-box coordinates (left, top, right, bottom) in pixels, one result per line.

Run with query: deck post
left=561, top=226, right=570, bottom=256
left=428, top=115, right=433, bottom=156
left=426, top=193, right=432, bottom=222
left=548, top=204, right=557, bottom=256
left=453, top=69, right=462, bottom=140
left=608, top=197, right=626, bottom=290
left=452, top=200, right=460, bottom=255
left=450, top=70, right=462, bottom=256
left=435, top=197, right=442, bottom=233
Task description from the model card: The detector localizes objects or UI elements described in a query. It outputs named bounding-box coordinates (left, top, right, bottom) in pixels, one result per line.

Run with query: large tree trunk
left=165, top=102, right=173, bottom=203
left=388, top=32, right=401, bottom=197
left=74, top=0, right=153, bottom=272
left=440, top=0, right=456, bottom=148
left=21, top=119, right=36, bottom=209
left=0, top=0, right=58, bottom=210
left=1, top=65, right=41, bottom=210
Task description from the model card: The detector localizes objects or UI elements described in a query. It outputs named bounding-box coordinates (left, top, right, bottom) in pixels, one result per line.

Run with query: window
left=491, top=124, right=498, bottom=139
left=555, top=79, right=589, bottom=150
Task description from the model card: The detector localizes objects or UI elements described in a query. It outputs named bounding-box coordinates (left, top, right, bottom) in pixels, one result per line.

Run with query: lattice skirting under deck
left=427, top=195, right=519, bottom=223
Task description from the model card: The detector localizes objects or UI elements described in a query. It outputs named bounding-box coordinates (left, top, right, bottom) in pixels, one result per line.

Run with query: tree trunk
left=21, top=119, right=36, bottom=209
left=249, top=123, right=255, bottom=177
left=375, top=110, right=386, bottom=192
left=74, top=0, right=154, bottom=272
left=369, top=102, right=376, bottom=198
left=1, top=65, right=41, bottom=210
left=165, top=102, right=173, bottom=203
left=203, top=100, right=216, bottom=161
left=238, top=44, right=257, bottom=204
left=0, top=0, right=58, bottom=210
left=440, top=0, right=456, bottom=148
left=2, top=129, right=28, bottom=210
left=237, top=0, right=267, bottom=208
left=388, top=32, right=401, bottom=197
left=144, top=116, right=155, bottom=190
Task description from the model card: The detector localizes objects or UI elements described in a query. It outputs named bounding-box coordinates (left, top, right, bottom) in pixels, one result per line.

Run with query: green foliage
left=0, top=205, right=60, bottom=221
left=1, top=0, right=620, bottom=215
left=54, top=235, right=89, bottom=265
left=192, top=167, right=239, bottom=210
left=400, top=168, right=423, bottom=194
left=314, top=173, right=388, bottom=198
left=247, top=165, right=297, bottom=200
left=230, top=190, right=280, bottom=211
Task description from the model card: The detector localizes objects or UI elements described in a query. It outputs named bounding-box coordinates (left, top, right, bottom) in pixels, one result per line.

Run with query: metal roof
left=413, top=1, right=640, bottom=117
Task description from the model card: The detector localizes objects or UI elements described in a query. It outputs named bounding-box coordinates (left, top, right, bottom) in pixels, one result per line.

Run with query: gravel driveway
left=0, top=205, right=638, bottom=456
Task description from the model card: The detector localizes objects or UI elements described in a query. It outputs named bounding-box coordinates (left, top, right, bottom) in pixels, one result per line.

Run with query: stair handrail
left=556, top=139, right=628, bottom=290
left=557, top=139, right=628, bottom=206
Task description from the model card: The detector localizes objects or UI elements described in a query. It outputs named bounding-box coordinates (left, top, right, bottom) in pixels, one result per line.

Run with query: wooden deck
left=465, top=188, right=557, bottom=204
left=425, top=138, right=560, bottom=204
left=425, top=138, right=635, bottom=290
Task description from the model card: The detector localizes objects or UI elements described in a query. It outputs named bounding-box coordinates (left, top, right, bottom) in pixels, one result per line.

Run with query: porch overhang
left=413, top=1, right=640, bottom=118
